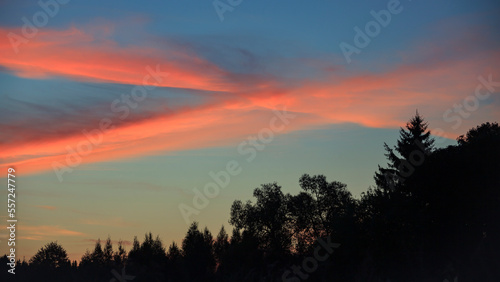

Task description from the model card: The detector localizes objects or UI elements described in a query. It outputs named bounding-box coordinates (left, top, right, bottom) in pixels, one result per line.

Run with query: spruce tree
left=374, top=111, right=434, bottom=194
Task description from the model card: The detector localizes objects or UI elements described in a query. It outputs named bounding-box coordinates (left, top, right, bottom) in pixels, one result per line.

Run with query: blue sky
left=0, top=0, right=498, bottom=261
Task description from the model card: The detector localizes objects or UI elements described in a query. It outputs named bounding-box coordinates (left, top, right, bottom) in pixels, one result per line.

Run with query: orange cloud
left=0, top=27, right=233, bottom=92
left=1, top=24, right=499, bottom=179
left=19, top=225, right=86, bottom=240
left=0, top=104, right=317, bottom=177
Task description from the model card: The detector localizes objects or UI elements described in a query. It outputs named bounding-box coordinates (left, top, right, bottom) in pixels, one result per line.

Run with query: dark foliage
left=1, top=117, right=498, bottom=281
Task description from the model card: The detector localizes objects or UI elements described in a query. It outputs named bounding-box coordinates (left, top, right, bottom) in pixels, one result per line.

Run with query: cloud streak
left=19, top=225, right=86, bottom=241
left=0, top=27, right=232, bottom=91
left=1, top=21, right=499, bottom=177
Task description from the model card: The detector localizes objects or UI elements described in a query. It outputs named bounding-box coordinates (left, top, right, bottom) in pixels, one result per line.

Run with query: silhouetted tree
left=214, top=225, right=230, bottom=264
left=113, top=240, right=128, bottom=268
left=407, top=121, right=500, bottom=280
left=290, top=174, right=356, bottom=251
left=374, top=111, right=434, bottom=194
left=166, top=241, right=182, bottom=261
left=127, top=232, right=167, bottom=280
left=230, top=183, right=292, bottom=259
left=29, top=241, right=70, bottom=281
left=165, top=241, right=183, bottom=281
left=78, top=239, right=112, bottom=280
left=457, top=121, right=500, bottom=145
left=361, top=118, right=500, bottom=281
left=181, top=222, right=216, bottom=280
left=92, top=239, right=104, bottom=265
left=361, top=112, right=437, bottom=280
left=79, top=249, right=92, bottom=266
left=2, top=117, right=498, bottom=281
left=30, top=241, right=70, bottom=269
left=103, top=237, right=113, bottom=266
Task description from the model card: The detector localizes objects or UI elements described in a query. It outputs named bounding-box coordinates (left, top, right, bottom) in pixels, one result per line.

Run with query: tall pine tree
left=374, top=111, right=434, bottom=194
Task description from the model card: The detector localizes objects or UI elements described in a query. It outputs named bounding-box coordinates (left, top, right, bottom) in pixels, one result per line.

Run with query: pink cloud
left=0, top=22, right=499, bottom=177
left=0, top=27, right=233, bottom=92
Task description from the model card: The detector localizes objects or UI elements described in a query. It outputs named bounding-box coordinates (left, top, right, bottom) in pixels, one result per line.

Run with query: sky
left=0, top=0, right=499, bottom=262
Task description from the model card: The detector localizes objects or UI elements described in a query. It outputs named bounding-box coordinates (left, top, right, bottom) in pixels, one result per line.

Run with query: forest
left=1, top=114, right=499, bottom=281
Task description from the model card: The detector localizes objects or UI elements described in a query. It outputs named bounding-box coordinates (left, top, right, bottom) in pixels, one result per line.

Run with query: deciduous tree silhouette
left=29, top=241, right=71, bottom=281
left=29, top=241, right=70, bottom=269
left=408, top=121, right=500, bottom=280
left=290, top=174, right=356, bottom=250
left=230, top=182, right=292, bottom=259
left=457, top=121, right=500, bottom=145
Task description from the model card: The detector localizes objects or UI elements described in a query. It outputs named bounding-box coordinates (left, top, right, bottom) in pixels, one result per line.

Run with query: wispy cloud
left=19, top=225, right=86, bottom=240
left=0, top=27, right=232, bottom=91
left=1, top=19, right=499, bottom=177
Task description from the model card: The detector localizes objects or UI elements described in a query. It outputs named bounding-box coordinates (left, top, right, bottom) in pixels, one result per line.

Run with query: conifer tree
left=374, top=111, right=434, bottom=193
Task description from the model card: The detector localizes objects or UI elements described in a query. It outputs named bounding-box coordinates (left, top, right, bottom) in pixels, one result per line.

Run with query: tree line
left=1, top=113, right=499, bottom=281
